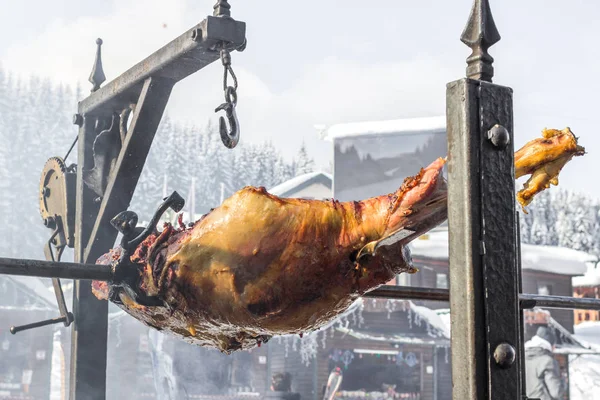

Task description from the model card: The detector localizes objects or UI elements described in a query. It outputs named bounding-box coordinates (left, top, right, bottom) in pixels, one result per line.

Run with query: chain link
left=215, top=44, right=240, bottom=148
left=220, top=48, right=238, bottom=105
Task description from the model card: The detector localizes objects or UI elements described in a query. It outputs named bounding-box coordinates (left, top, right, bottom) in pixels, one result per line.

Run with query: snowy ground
left=569, top=355, right=600, bottom=400
left=570, top=322, right=600, bottom=400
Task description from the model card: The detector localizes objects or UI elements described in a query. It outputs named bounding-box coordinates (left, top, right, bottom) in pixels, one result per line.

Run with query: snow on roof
left=545, top=311, right=594, bottom=351
left=410, top=229, right=593, bottom=276
left=335, top=299, right=450, bottom=341
left=317, top=115, right=446, bottom=141
left=573, top=265, right=600, bottom=287
left=334, top=327, right=449, bottom=346
left=411, top=302, right=450, bottom=338
left=268, top=171, right=332, bottom=197
left=435, top=309, right=451, bottom=333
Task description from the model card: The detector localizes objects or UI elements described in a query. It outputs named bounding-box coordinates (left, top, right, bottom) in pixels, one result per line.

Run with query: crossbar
left=78, top=16, right=245, bottom=116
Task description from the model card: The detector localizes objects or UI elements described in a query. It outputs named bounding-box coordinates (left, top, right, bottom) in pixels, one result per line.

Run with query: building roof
left=268, top=171, right=332, bottom=197
left=410, top=229, right=593, bottom=276
left=545, top=310, right=598, bottom=354
left=334, top=326, right=449, bottom=347
left=573, top=264, right=600, bottom=287
left=316, top=115, right=446, bottom=141
left=328, top=299, right=450, bottom=347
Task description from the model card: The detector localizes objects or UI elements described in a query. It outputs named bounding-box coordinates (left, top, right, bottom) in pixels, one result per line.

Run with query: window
left=436, top=273, right=448, bottom=289
left=537, top=283, right=553, bottom=296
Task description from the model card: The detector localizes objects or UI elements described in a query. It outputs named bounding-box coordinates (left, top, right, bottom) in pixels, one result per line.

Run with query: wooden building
left=408, top=228, right=593, bottom=333
left=572, top=264, right=600, bottom=325
left=266, top=298, right=451, bottom=400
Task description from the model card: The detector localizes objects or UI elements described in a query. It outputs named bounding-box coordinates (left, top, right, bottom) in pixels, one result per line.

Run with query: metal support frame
left=68, top=9, right=245, bottom=400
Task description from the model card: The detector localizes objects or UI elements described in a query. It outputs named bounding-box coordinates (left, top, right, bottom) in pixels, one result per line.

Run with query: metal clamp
left=108, top=191, right=184, bottom=306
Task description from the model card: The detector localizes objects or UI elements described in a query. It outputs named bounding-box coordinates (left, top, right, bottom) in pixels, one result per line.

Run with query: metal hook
left=215, top=101, right=240, bottom=149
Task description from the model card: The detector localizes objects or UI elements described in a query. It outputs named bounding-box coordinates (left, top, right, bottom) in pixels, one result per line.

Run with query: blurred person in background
left=525, top=326, right=565, bottom=400
left=265, top=372, right=300, bottom=400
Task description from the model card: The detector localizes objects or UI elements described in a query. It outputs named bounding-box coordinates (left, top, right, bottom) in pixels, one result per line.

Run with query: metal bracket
left=107, top=191, right=185, bottom=306
left=82, top=113, right=122, bottom=197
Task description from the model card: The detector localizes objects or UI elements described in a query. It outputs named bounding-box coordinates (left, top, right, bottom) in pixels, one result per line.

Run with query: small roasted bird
left=515, top=127, right=585, bottom=210
left=93, top=127, right=584, bottom=353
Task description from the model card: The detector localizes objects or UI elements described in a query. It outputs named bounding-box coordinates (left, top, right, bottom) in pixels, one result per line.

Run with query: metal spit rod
left=0, top=257, right=112, bottom=281
left=2, top=257, right=600, bottom=312
left=364, top=286, right=600, bottom=312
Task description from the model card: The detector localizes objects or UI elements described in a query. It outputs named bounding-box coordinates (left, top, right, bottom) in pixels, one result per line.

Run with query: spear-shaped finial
left=89, top=38, right=106, bottom=92
left=213, top=0, right=231, bottom=17
left=460, top=0, right=501, bottom=82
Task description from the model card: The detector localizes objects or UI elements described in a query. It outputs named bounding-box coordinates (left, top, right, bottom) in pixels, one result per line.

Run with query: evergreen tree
left=295, top=142, right=316, bottom=176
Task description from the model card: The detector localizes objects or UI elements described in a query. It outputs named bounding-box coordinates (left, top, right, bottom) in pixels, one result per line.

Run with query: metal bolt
left=493, top=342, right=516, bottom=369
left=43, top=217, right=56, bottom=229
left=73, top=114, right=83, bottom=127
left=191, top=28, right=203, bottom=42
left=41, top=186, right=50, bottom=197
left=487, top=124, right=510, bottom=148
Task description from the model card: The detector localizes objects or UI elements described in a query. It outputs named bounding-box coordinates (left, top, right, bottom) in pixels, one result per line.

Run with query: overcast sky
left=2, top=0, right=599, bottom=197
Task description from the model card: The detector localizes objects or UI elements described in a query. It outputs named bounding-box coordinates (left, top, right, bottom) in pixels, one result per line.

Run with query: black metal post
left=447, top=1, right=521, bottom=399
left=70, top=111, right=109, bottom=400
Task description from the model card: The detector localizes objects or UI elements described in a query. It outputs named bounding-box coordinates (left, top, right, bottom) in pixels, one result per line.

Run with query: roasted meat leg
left=93, top=127, right=584, bottom=353
left=94, top=158, right=447, bottom=352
